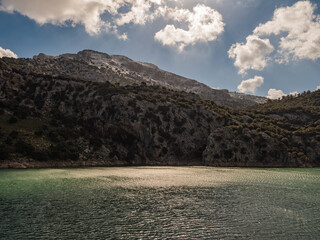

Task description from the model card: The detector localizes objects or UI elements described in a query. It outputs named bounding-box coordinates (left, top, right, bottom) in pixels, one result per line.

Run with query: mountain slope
left=203, top=91, right=320, bottom=167
left=8, top=50, right=266, bottom=108
left=0, top=53, right=319, bottom=168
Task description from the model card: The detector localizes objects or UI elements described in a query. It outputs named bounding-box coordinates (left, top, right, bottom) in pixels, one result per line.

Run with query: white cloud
left=116, top=0, right=161, bottom=26
left=0, top=46, right=18, bottom=58
left=254, top=1, right=320, bottom=62
left=316, top=86, right=320, bottom=90
left=229, top=1, right=320, bottom=74
left=0, top=0, right=224, bottom=50
left=228, top=35, right=274, bottom=74
left=154, top=4, right=225, bottom=51
left=237, top=75, right=264, bottom=94
left=0, top=0, right=122, bottom=36
left=0, top=0, right=163, bottom=37
left=266, top=88, right=286, bottom=99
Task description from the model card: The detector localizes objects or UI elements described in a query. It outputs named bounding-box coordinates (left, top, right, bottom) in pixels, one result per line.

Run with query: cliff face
left=0, top=52, right=319, bottom=168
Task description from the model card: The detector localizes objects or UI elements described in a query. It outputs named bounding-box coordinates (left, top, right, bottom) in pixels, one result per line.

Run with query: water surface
left=0, top=167, right=319, bottom=239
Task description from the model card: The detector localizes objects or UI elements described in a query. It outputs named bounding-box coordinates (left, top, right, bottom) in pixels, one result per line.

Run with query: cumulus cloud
left=229, top=1, right=320, bottom=74
left=0, top=0, right=164, bottom=38
left=0, top=0, right=121, bottom=36
left=237, top=75, right=264, bottom=94
left=0, top=46, right=18, bottom=58
left=254, top=1, right=320, bottom=62
left=0, top=0, right=224, bottom=50
left=228, top=35, right=274, bottom=74
left=116, top=0, right=161, bottom=26
left=155, top=4, right=225, bottom=51
left=266, top=88, right=286, bottom=99
left=316, top=86, right=320, bottom=90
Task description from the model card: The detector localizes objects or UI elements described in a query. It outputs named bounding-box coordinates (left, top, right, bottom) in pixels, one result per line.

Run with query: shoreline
left=0, top=159, right=315, bottom=169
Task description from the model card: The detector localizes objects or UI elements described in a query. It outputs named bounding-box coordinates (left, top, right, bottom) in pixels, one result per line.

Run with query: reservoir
left=0, top=167, right=319, bottom=239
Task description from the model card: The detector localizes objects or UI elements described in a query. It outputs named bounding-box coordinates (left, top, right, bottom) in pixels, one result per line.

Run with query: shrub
left=49, top=142, right=79, bottom=161
left=5, top=137, right=12, bottom=145
left=13, top=106, right=30, bottom=119
left=9, top=130, right=19, bottom=139
left=214, top=134, right=223, bottom=142
left=8, top=116, right=18, bottom=124
left=89, top=137, right=102, bottom=150
left=34, top=94, right=45, bottom=109
left=48, top=131, right=59, bottom=142
left=174, top=117, right=186, bottom=127
left=224, top=149, right=233, bottom=159
left=172, top=144, right=182, bottom=156
left=34, top=130, right=43, bottom=137
left=32, top=151, right=49, bottom=161
left=15, top=140, right=35, bottom=156
left=0, top=144, right=10, bottom=160
left=162, top=147, right=168, bottom=155
left=145, top=111, right=162, bottom=125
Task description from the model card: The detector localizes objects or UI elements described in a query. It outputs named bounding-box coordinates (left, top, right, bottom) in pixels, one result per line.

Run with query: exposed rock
left=12, top=49, right=267, bottom=108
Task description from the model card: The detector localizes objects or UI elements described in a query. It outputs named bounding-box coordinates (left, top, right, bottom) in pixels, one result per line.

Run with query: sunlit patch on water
left=0, top=167, right=319, bottom=239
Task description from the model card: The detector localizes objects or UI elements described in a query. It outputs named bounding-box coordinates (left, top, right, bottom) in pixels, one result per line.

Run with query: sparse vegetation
left=0, top=56, right=319, bottom=168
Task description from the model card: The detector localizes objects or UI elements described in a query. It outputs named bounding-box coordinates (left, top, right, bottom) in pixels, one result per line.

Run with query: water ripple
left=0, top=167, right=319, bottom=239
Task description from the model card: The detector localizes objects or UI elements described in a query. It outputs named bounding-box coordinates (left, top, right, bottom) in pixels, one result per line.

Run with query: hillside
left=6, top=50, right=266, bottom=108
left=0, top=53, right=319, bottom=168
left=204, top=91, right=320, bottom=167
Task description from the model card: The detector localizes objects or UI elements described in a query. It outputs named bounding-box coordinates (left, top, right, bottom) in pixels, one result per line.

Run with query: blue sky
left=0, top=0, right=319, bottom=98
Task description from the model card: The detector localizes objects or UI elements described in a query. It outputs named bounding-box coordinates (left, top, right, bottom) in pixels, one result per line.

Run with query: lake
left=0, top=167, right=319, bottom=239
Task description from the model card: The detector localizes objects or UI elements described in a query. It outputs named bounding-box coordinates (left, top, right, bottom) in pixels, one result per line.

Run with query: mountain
left=0, top=51, right=319, bottom=168
left=204, top=91, right=320, bottom=167
left=18, top=50, right=266, bottom=108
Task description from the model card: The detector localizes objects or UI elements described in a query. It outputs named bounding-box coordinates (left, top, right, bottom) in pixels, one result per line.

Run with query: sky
left=0, top=0, right=319, bottom=99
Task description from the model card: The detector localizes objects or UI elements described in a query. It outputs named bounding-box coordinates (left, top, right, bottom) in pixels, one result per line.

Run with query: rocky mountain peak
left=11, top=49, right=267, bottom=108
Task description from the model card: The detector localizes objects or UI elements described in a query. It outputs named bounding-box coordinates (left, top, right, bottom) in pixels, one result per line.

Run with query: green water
left=0, top=167, right=319, bottom=239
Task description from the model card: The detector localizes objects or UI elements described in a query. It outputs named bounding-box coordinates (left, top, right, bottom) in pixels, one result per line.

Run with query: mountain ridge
left=28, top=49, right=266, bottom=108
left=0, top=51, right=319, bottom=168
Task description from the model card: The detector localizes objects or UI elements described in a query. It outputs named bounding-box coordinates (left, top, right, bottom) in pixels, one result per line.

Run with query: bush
left=8, top=116, right=18, bottom=124
left=172, top=144, right=182, bottom=156
left=34, top=94, right=45, bottom=109
left=224, top=149, right=233, bottom=159
left=89, top=137, right=102, bottom=150
left=13, top=106, right=30, bottom=119
left=15, top=140, right=35, bottom=156
left=0, top=144, right=10, bottom=160
left=5, top=137, right=12, bottom=145
left=48, top=131, right=59, bottom=142
left=214, top=134, right=223, bottom=142
left=9, top=130, right=19, bottom=139
left=49, top=142, right=79, bottom=161
left=32, top=151, right=49, bottom=161
left=34, top=130, right=43, bottom=137
left=162, top=147, right=168, bottom=155
left=145, top=111, right=162, bottom=125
